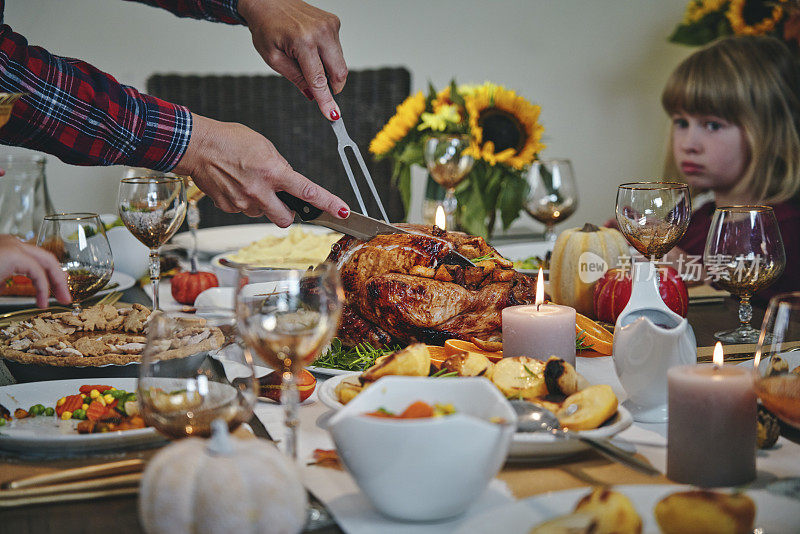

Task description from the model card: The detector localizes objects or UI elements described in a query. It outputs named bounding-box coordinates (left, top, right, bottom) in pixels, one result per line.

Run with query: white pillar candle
left=502, top=269, right=576, bottom=365
left=667, top=343, right=756, bottom=487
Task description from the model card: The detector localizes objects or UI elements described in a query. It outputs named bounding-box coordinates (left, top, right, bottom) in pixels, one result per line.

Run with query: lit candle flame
left=713, top=341, right=724, bottom=367
left=435, top=205, right=446, bottom=230
left=535, top=267, right=544, bottom=306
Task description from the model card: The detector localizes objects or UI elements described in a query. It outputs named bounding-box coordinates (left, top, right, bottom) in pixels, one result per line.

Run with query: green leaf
left=449, top=79, right=466, bottom=108
left=498, top=174, right=529, bottom=229
left=393, top=163, right=412, bottom=217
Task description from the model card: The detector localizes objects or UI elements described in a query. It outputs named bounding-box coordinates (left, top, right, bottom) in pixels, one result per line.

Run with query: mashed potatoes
left=226, top=226, right=341, bottom=269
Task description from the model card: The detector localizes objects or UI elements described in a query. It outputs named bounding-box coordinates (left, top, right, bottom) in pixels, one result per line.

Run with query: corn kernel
left=89, top=389, right=100, bottom=399
left=103, top=394, right=114, bottom=404
left=57, top=397, right=66, bottom=407
left=96, top=397, right=106, bottom=407
left=61, top=411, right=72, bottom=420
left=81, top=393, right=87, bottom=399
left=81, top=403, right=89, bottom=411
left=108, top=387, right=116, bottom=391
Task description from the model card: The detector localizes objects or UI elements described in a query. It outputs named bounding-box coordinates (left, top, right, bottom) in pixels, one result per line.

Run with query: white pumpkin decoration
left=139, top=421, right=307, bottom=534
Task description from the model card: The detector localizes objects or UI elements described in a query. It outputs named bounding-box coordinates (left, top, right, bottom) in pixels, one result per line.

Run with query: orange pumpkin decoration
left=170, top=260, right=218, bottom=305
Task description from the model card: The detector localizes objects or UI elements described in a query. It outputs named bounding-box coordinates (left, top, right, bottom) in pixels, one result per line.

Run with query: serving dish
left=171, top=223, right=335, bottom=258
left=317, top=374, right=633, bottom=460
left=0, top=378, right=166, bottom=455
left=452, top=484, right=800, bottom=533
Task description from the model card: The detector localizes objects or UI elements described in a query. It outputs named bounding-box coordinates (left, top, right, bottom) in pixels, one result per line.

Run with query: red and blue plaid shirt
left=0, top=0, right=244, bottom=171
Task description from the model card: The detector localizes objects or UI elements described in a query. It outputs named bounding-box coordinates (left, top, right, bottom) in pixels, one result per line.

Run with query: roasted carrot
left=399, top=401, right=435, bottom=419
left=79, top=385, right=113, bottom=394
left=85, top=400, right=107, bottom=421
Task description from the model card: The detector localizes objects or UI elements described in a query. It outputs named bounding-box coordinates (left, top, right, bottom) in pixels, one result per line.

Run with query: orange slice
left=426, top=345, right=449, bottom=369
left=575, top=313, right=614, bottom=355
left=443, top=339, right=503, bottom=363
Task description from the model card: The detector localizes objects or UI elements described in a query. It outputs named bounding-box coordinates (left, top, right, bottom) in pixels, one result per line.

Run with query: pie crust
left=0, top=304, right=224, bottom=367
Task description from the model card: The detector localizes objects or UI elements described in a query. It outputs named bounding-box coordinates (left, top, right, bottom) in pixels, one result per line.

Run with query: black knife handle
left=276, top=191, right=323, bottom=221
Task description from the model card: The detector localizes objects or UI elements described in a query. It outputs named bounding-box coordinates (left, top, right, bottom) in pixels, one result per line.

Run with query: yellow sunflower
left=464, top=84, right=544, bottom=170
left=369, top=92, right=426, bottom=156
left=683, top=0, right=728, bottom=24
left=726, top=0, right=785, bottom=35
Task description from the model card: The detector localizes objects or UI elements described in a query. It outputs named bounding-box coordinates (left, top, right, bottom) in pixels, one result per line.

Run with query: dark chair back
left=146, top=67, right=411, bottom=228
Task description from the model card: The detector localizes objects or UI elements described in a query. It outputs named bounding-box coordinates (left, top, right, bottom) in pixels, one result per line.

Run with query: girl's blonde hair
left=662, top=36, right=800, bottom=204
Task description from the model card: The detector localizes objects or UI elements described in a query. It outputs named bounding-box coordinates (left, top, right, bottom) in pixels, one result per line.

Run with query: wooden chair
left=146, top=67, right=411, bottom=227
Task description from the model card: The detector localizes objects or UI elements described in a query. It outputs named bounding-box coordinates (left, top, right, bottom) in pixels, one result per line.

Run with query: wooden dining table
left=0, top=285, right=794, bottom=534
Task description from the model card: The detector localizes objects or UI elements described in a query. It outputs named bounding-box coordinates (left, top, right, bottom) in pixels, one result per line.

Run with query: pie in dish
left=0, top=304, right=224, bottom=367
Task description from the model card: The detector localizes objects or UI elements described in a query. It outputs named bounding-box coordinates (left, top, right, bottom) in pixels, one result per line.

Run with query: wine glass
left=424, top=134, right=474, bottom=230
left=704, top=206, right=786, bottom=343
left=754, top=292, right=800, bottom=429
left=183, top=176, right=205, bottom=264
left=524, top=158, right=579, bottom=241
left=137, top=311, right=257, bottom=439
left=118, top=176, right=186, bottom=310
left=235, top=264, right=343, bottom=459
left=36, top=213, right=114, bottom=313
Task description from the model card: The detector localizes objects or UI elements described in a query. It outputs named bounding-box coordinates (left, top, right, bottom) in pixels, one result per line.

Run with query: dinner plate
left=171, top=223, right=334, bottom=257
left=0, top=271, right=136, bottom=309
left=0, top=378, right=166, bottom=455
left=452, top=484, right=800, bottom=533
left=317, top=374, right=633, bottom=459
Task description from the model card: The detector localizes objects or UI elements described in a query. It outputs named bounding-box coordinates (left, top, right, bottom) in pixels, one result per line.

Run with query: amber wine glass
left=424, top=134, right=474, bottom=229
left=235, top=264, right=343, bottom=459
left=524, top=159, right=578, bottom=241
left=753, top=293, right=800, bottom=430
left=118, top=176, right=186, bottom=310
left=138, top=312, right=257, bottom=439
left=36, top=213, right=113, bottom=313
left=704, top=206, right=785, bottom=343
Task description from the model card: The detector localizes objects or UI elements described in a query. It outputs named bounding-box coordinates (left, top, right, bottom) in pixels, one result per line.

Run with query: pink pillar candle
left=667, top=364, right=756, bottom=487
left=502, top=304, right=576, bottom=365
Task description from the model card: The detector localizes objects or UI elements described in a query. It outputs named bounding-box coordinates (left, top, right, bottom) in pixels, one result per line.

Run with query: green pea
left=0, top=417, right=6, bottom=426
left=44, top=407, right=55, bottom=416
left=29, top=405, right=45, bottom=416
left=72, top=409, right=86, bottom=420
left=109, top=389, right=127, bottom=399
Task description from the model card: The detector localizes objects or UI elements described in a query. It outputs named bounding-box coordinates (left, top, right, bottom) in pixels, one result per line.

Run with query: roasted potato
left=543, top=356, right=579, bottom=397
left=556, top=385, right=618, bottom=431
left=573, top=488, right=642, bottom=534
left=335, top=375, right=364, bottom=405
left=361, top=343, right=431, bottom=383
left=491, top=356, right=547, bottom=399
left=654, top=490, right=755, bottom=534
left=442, top=352, right=494, bottom=379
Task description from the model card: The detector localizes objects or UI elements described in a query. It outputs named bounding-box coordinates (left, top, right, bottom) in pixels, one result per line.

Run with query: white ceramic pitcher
left=612, top=261, right=696, bottom=423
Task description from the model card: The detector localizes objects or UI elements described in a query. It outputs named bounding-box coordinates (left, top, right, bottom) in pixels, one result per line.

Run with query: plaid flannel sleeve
left=123, top=0, right=246, bottom=25
left=0, top=22, right=191, bottom=171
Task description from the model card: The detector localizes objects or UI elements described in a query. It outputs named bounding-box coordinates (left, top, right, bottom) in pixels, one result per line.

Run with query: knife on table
left=276, top=191, right=474, bottom=267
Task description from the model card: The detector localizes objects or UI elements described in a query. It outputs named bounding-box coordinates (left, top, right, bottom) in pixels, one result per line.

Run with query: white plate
left=171, top=223, right=335, bottom=257
left=737, top=350, right=800, bottom=374
left=0, top=271, right=136, bottom=309
left=0, top=378, right=166, bottom=455
left=317, top=374, right=632, bottom=459
left=453, top=484, right=800, bottom=534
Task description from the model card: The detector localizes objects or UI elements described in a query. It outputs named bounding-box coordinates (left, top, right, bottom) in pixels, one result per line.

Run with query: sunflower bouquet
left=369, top=81, right=545, bottom=238
left=669, top=0, right=800, bottom=48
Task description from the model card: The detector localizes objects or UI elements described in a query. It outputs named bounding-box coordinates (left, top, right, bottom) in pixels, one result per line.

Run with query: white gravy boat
left=612, top=261, right=696, bottom=423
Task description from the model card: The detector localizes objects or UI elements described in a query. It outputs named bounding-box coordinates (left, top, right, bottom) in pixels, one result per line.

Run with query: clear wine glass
left=424, top=134, right=475, bottom=230
left=524, top=158, right=579, bottom=241
left=118, top=176, right=186, bottom=310
left=138, top=311, right=257, bottom=439
left=754, top=292, right=800, bottom=429
left=183, top=176, right=205, bottom=264
left=235, top=264, right=343, bottom=459
left=704, top=206, right=786, bottom=343
left=36, top=212, right=113, bottom=313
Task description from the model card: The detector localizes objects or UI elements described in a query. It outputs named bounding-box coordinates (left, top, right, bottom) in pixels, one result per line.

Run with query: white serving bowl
left=105, top=225, right=149, bottom=279
left=327, top=376, right=516, bottom=522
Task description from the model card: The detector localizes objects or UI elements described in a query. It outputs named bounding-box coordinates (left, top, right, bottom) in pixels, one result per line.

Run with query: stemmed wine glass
left=118, top=176, right=186, bottom=310
left=235, top=264, right=343, bottom=460
left=524, top=159, right=578, bottom=241
left=615, top=182, right=691, bottom=292
left=184, top=176, right=206, bottom=264
left=754, top=292, right=800, bottom=429
left=36, top=213, right=114, bottom=313
left=704, top=206, right=785, bottom=343
left=424, top=134, right=474, bottom=230
left=138, top=311, right=257, bottom=439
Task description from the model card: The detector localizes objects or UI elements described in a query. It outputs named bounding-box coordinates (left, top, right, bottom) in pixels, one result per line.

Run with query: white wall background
left=4, top=0, right=693, bottom=233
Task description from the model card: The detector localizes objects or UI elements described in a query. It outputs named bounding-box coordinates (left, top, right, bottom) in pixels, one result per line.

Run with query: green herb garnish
left=312, top=338, right=400, bottom=371
left=472, top=253, right=499, bottom=263
left=576, top=329, right=594, bottom=351
left=523, top=363, right=540, bottom=378
left=431, top=369, right=458, bottom=378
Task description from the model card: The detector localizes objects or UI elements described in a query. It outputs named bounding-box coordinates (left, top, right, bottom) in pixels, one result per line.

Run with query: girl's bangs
left=661, top=54, right=742, bottom=122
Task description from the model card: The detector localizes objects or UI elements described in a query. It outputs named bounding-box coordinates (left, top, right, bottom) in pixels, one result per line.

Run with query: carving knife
left=276, top=192, right=474, bottom=267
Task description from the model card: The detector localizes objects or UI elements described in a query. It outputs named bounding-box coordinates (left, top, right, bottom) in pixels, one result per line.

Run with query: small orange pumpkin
left=170, top=260, right=218, bottom=305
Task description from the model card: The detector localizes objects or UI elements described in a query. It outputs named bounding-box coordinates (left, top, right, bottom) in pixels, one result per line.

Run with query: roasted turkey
left=326, top=225, right=537, bottom=347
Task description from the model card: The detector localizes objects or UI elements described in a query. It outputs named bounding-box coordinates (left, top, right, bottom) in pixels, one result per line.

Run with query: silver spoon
left=510, top=399, right=661, bottom=476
